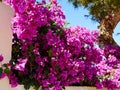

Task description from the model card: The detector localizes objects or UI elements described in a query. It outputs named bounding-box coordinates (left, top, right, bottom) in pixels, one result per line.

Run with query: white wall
left=0, top=2, right=14, bottom=90
left=0, top=2, right=13, bottom=64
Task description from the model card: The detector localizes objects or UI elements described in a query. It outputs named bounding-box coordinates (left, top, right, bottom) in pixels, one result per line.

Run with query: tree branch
left=98, top=8, right=120, bottom=48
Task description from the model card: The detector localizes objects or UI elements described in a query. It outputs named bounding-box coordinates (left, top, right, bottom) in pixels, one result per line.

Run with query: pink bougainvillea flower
left=14, top=58, right=28, bottom=71
left=9, top=72, right=18, bottom=88
left=0, top=55, right=3, bottom=62
left=0, top=73, right=6, bottom=79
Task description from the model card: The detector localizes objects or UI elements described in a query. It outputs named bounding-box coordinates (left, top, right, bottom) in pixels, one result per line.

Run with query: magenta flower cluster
left=96, top=45, right=120, bottom=90
left=0, top=0, right=120, bottom=90
left=4, top=0, right=65, bottom=41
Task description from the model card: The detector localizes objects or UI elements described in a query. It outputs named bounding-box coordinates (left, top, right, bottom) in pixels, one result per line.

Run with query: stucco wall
left=0, top=2, right=13, bottom=64
left=0, top=2, right=14, bottom=90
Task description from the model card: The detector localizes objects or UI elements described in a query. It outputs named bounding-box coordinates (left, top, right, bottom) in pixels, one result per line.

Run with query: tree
left=68, top=0, right=120, bottom=48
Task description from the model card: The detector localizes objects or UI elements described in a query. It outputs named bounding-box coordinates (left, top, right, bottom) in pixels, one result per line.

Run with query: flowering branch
left=0, top=0, right=120, bottom=90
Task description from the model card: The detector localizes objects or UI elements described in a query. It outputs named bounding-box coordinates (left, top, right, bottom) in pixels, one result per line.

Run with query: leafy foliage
left=0, top=68, right=3, bottom=76
left=68, top=0, right=120, bottom=22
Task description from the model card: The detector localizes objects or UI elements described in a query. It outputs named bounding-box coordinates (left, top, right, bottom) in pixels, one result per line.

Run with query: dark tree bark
left=98, top=8, right=120, bottom=48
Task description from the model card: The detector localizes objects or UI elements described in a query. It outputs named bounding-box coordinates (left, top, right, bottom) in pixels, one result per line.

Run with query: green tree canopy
left=68, top=0, right=120, bottom=22
left=68, top=0, right=120, bottom=47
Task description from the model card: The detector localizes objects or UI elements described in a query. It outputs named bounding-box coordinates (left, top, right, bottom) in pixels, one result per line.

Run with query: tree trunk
left=98, top=8, right=120, bottom=48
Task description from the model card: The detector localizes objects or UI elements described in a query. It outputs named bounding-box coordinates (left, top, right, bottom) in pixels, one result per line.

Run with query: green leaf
left=33, top=83, right=40, bottom=90
left=4, top=67, right=10, bottom=75
left=64, top=22, right=70, bottom=27
left=55, top=64, right=61, bottom=73
left=48, top=49, right=52, bottom=57
left=9, top=59, right=16, bottom=65
left=2, top=64, right=8, bottom=67
left=24, top=83, right=31, bottom=90
left=0, top=68, right=3, bottom=76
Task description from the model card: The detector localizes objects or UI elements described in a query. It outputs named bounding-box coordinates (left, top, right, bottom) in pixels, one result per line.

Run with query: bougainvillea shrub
left=96, top=45, right=120, bottom=90
left=0, top=0, right=120, bottom=90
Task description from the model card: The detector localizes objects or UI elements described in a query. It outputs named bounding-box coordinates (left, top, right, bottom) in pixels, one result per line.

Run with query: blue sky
left=58, top=0, right=99, bottom=30
left=37, top=0, right=120, bottom=45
